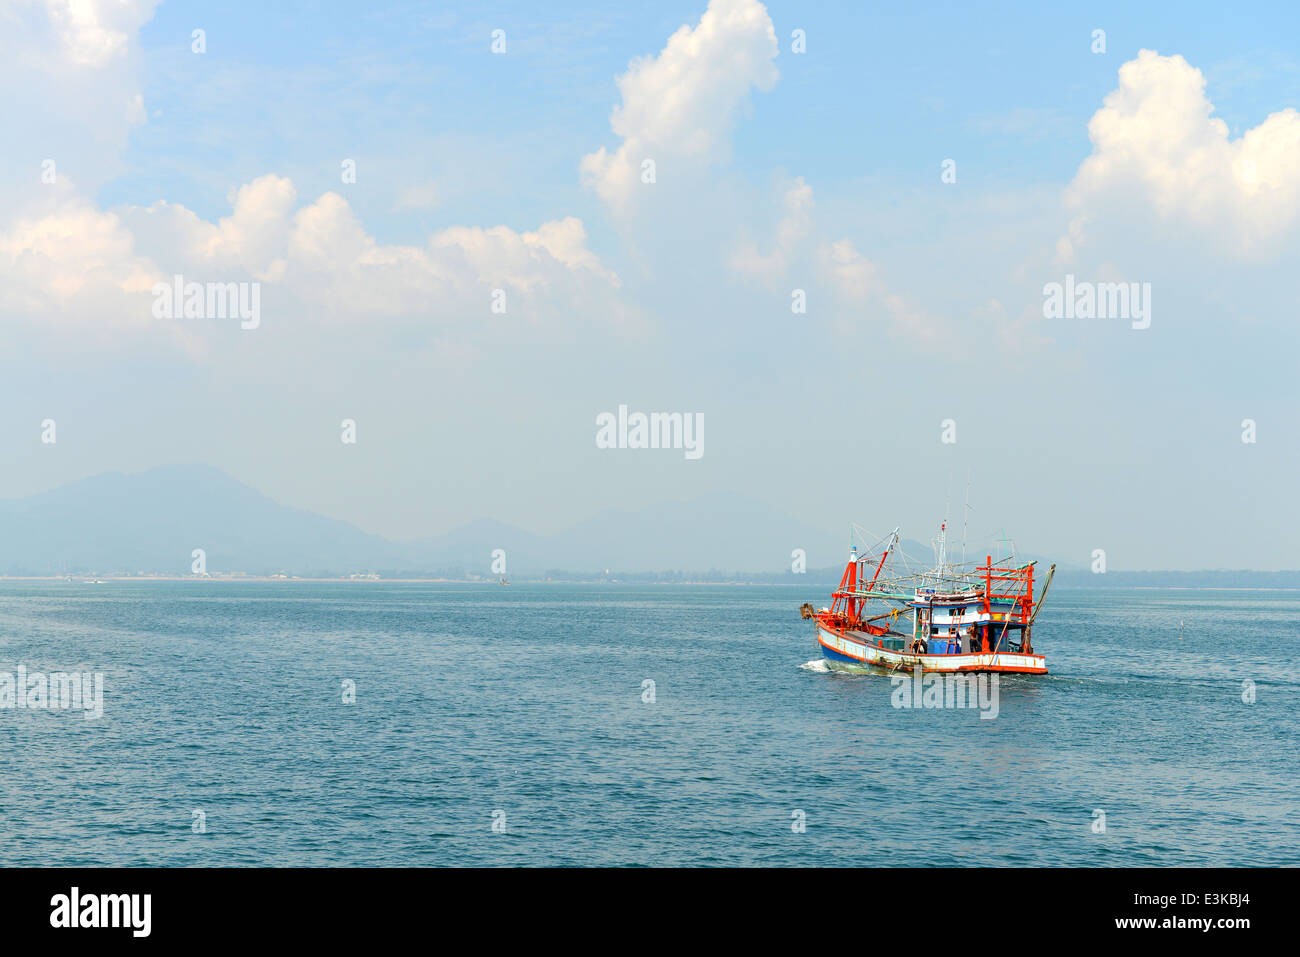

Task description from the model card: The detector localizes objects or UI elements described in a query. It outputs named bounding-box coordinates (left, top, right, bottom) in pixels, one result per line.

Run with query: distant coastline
left=3, top=573, right=1298, bottom=589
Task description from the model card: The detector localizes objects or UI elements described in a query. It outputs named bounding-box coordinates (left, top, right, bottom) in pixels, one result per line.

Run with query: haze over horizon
left=0, top=462, right=1050, bottom=576
left=3, top=2, right=1298, bottom=570
left=1, top=463, right=1293, bottom=576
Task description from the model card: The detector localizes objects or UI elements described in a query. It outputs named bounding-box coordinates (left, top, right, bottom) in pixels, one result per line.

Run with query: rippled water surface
left=0, top=581, right=1295, bottom=866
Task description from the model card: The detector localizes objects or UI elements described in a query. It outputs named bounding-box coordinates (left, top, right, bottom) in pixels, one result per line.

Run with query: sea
left=0, top=581, right=1295, bottom=866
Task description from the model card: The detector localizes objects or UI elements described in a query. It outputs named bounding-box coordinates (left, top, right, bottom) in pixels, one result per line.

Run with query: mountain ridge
left=0, top=464, right=1234, bottom=579
left=0, top=465, right=863, bottom=576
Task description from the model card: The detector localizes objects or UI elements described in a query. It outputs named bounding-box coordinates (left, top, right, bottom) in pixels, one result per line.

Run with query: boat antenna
left=961, top=471, right=972, bottom=565
left=940, top=478, right=952, bottom=572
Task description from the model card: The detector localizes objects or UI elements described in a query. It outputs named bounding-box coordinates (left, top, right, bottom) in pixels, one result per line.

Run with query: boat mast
left=961, top=473, right=972, bottom=566
left=865, top=527, right=899, bottom=592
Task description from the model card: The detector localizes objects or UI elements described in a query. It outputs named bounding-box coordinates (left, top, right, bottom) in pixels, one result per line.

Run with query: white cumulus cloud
left=0, top=193, right=159, bottom=306
left=38, top=0, right=160, bottom=66
left=1064, top=49, right=1300, bottom=259
left=730, top=177, right=813, bottom=278
left=580, top=0, right=779, bottom=214
left=3, top=174, right=626, bottom=340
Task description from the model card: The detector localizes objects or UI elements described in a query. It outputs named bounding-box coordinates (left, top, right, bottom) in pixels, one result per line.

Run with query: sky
left=1, top=0, right=1298, bottom=570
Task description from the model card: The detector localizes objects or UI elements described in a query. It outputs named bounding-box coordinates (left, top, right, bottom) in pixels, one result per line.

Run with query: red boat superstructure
left=801, top=525, right=1055, bottom=675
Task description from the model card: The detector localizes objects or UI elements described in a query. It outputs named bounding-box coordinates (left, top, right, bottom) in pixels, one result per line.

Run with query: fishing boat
left=800, top=523, right=1055, bottom=675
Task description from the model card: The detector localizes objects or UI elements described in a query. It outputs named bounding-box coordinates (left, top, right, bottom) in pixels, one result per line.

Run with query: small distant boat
left=801, top=523, right=1055, bottom=675
left=498, top=576, right=510, bottom=586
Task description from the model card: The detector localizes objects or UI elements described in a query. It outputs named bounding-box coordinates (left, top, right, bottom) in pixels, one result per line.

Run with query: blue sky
left=2, top=0, right=1298, bottom=569
left=114, top=2, right=1300, bottom=202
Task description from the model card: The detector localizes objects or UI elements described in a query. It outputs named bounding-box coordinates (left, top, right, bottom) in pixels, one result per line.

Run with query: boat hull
left=816, top=622, right=1047, bottom=674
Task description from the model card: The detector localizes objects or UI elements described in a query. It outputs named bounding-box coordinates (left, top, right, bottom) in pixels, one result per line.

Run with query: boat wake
left=798, top=659, right=831, bottom=673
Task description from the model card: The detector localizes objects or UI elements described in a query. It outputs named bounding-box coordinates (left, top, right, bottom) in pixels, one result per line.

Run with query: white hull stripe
left=816, top=625, right=1047, bottom=673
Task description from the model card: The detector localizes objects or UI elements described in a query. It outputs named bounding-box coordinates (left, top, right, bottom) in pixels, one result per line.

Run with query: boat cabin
left=910, top=558, right=1035, bottom=655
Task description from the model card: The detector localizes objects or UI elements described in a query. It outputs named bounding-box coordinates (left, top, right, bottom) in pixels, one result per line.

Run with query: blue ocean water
left=0, top=581, right=1294, bottom=866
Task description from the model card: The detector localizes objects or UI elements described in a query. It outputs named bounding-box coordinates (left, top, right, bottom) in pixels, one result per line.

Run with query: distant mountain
left=0, top=465, right=410, bottom=576
left=4, top=465, right=1266, bottom=581
left=0, top=465, right=858, bottom=576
